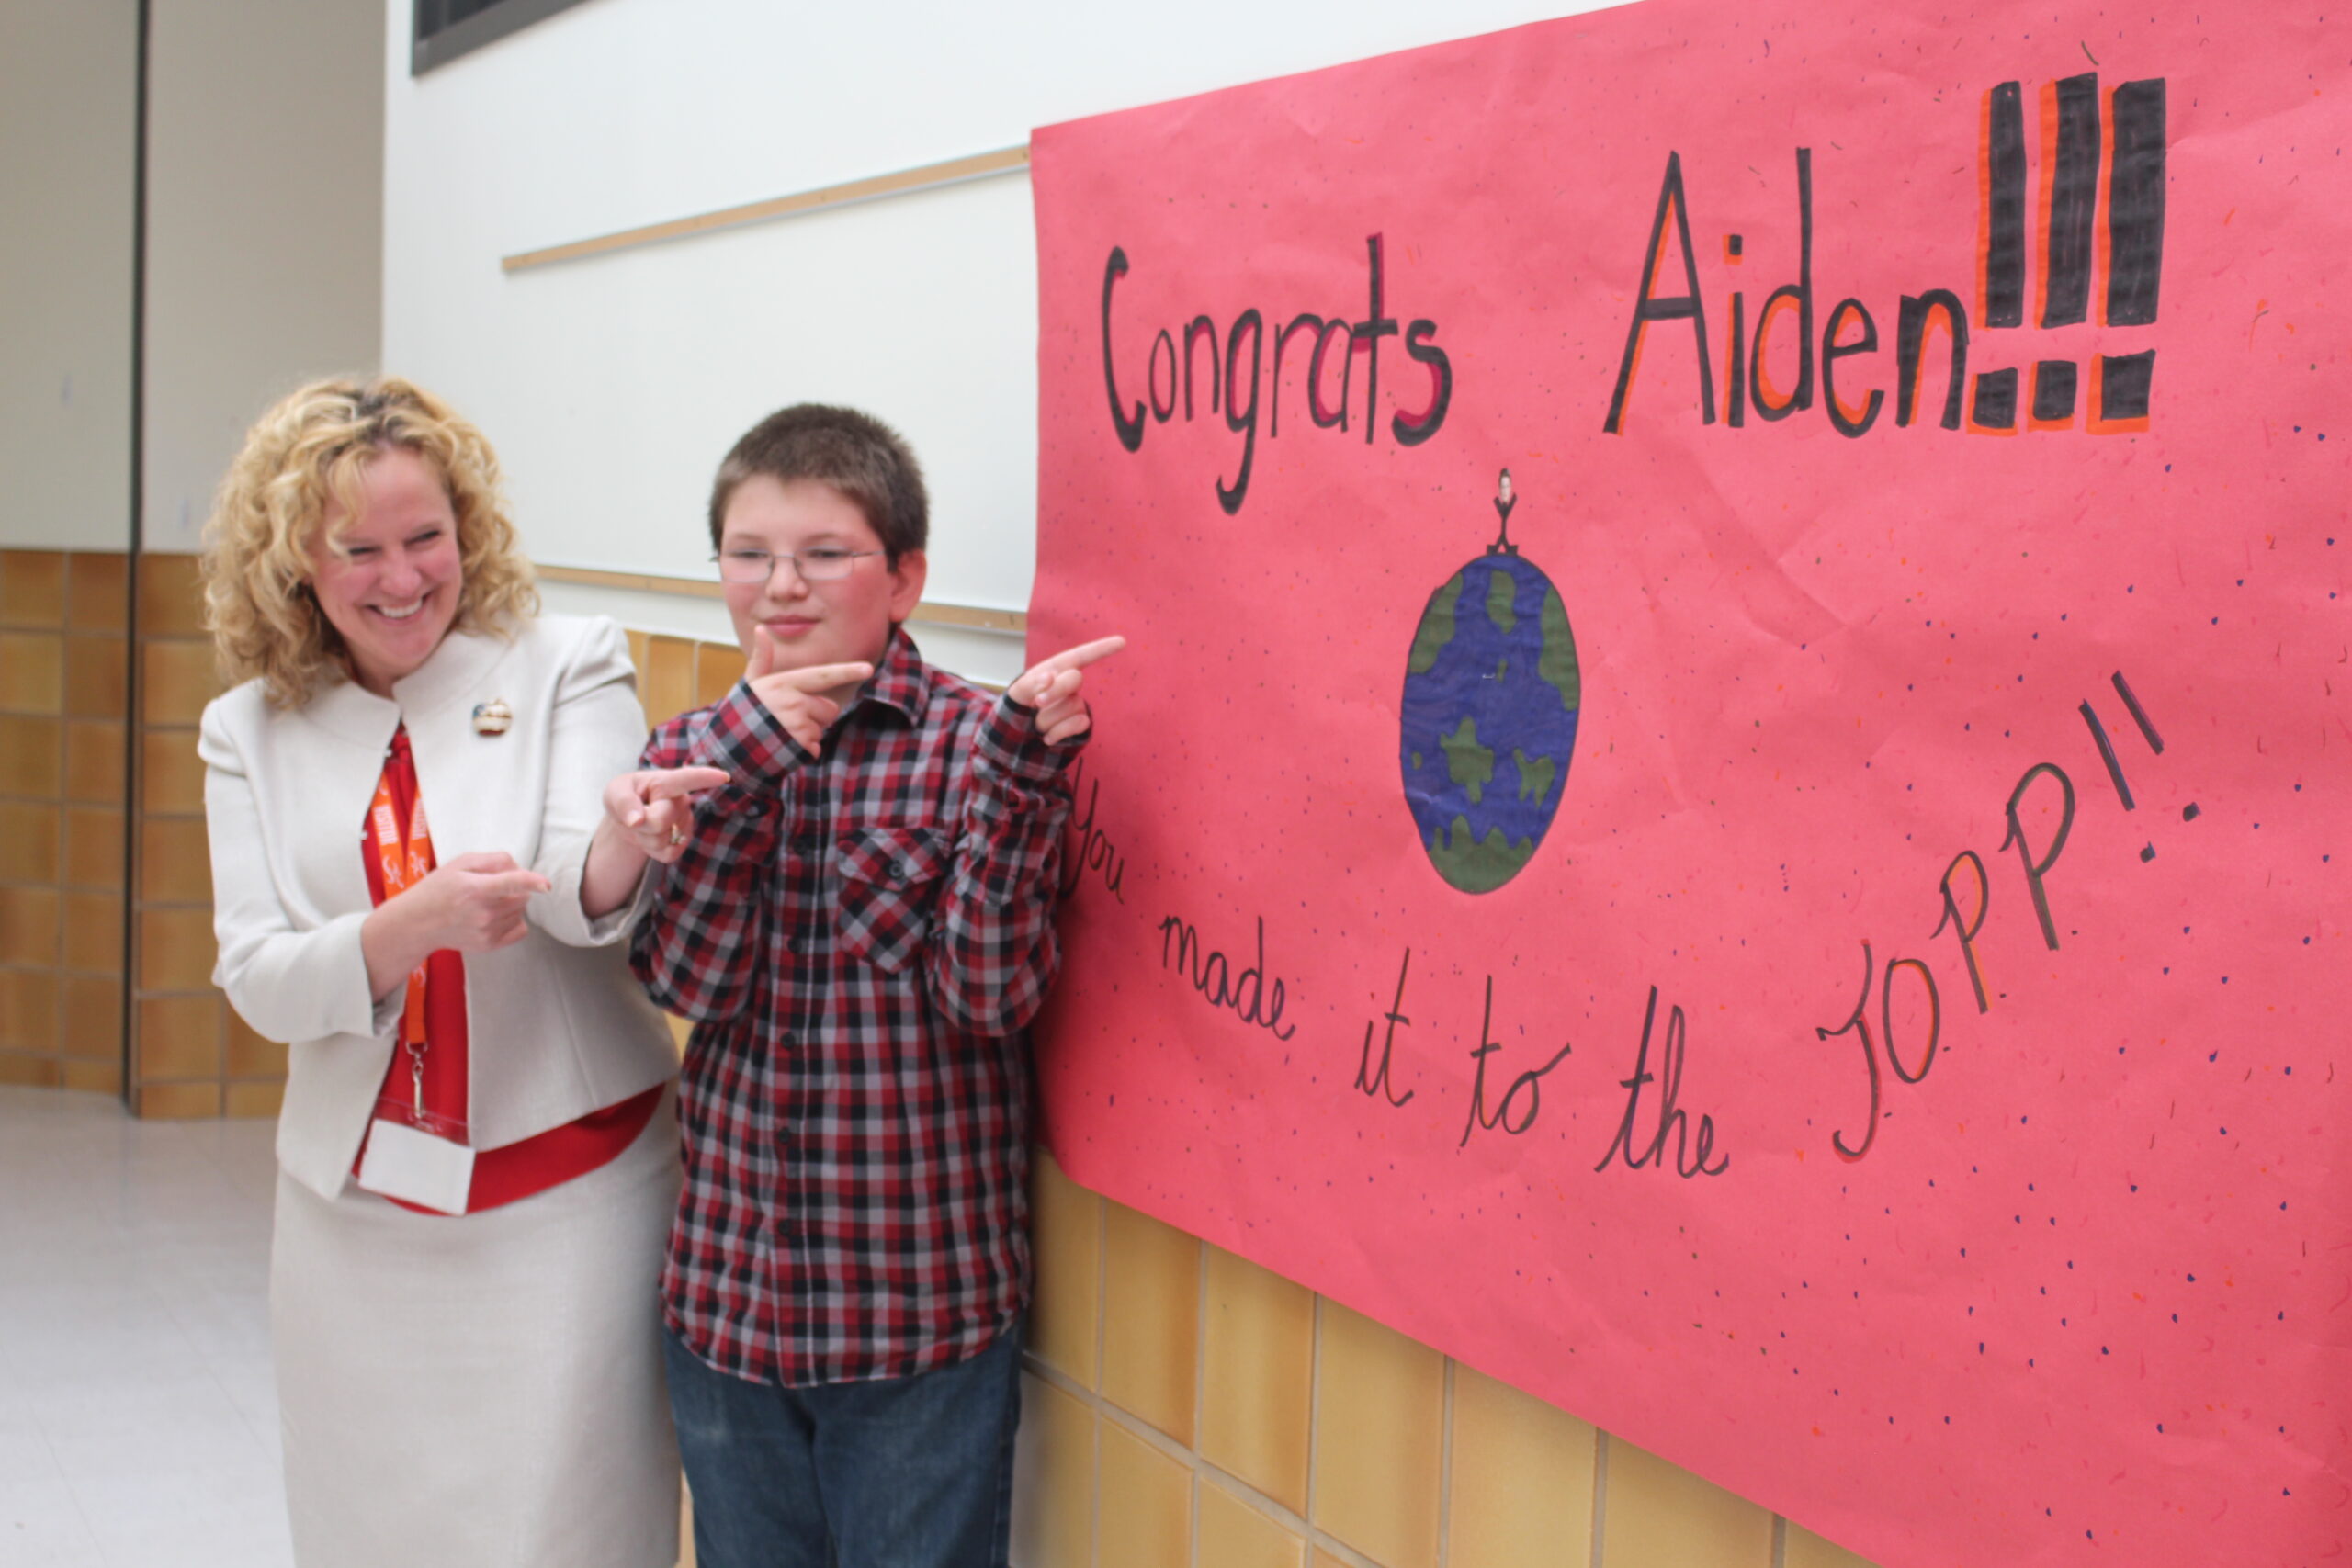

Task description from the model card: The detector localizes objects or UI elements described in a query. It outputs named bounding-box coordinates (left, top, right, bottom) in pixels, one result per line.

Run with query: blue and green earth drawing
left=1399, top=550, right=1580, bottom=894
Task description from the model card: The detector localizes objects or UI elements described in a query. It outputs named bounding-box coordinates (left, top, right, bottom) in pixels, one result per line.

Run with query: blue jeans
left=662, top=1318, right=1023, bottom=1568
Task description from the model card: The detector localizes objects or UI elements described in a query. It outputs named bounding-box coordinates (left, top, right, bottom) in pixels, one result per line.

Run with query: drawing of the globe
left=1399, top=548, right=1580, bottom=894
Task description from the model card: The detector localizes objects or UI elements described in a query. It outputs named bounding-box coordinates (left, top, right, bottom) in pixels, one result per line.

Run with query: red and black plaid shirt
left=633, top=632, right=1080, bottom=1386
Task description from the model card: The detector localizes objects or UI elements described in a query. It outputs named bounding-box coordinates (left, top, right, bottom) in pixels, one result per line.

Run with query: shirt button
left=743, top=801, right=770, bottom=818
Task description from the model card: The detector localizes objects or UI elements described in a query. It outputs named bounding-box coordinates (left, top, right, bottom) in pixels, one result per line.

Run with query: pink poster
left=1025, top=3, right=2348, bottom=1562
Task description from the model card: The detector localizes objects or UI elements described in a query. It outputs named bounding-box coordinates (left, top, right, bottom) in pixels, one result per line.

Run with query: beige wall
left=0, top=2, right=138, bottom=552
left=142, top=0, right=383, bottom=555
left=0, top=2, right=382, bottom=1108
left=0, top=0, right=380, bottom=559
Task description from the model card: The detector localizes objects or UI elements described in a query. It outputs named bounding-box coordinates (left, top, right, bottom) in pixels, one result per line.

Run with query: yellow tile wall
left=1030, top=1143, right=1103, bottom=1389
left=1099, top=1420, right=1190, bottom=1568
left=644, top=635, right=696, bottom=726
left=130, top=552, right=242, bottom=1118
left=1019, top=1148, right=1884, bottom=1568
left=0, top=716, right=62, bottom=797
left=0, top=634, right=65, bottom=715
left=0, top=551, right=129, bottom=1096
left=66, top=553, right=130, bottom=1100
left=56, top=987, right=119, bottom=1093
left=695, top=643, right=748, bottom=706
left=1100, top=1203, right=1199, bottom=1446
left=1014, top=1374, right=1097, bottom=1568
left=1447, top=1363, right=1595, bottom=1568
left=0, top=554, right=68, bottom=627
left=1198, top=1483, right=1303, bottom=1568
left=62, top=720, right=123, bottom=803
left=1313, top=1303, right=1442, bottom=1568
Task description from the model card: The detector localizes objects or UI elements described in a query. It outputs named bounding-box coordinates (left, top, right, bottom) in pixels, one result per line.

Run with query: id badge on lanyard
left=353, top=768, right=476, bottom=1213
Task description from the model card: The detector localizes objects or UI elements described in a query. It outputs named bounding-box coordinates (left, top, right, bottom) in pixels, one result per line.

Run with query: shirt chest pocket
left=832, top=825, right=953, bottom=975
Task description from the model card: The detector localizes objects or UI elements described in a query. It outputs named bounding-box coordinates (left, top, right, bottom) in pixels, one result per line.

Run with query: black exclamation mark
left=2095, top=78, right=2166, bottom=432
left=2029, top=74, right=2102, bottom=431
left=2038, top=73, right=2102, bottom=330
left=2079, top=671, right=2184, bottom=861
left=1973, top=83, right=2028, bottom=433
left=1981, top=82, right=2028, bottom=327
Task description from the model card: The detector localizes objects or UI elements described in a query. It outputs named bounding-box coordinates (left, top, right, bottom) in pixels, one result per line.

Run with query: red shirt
left=356, top=726, right=659, bottom=1213
left=632, top=631, right=1080, bottom=1385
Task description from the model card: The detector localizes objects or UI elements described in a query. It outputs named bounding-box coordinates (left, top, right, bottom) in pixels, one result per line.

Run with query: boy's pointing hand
left=1007, top=636, right=1125, bottom=746
left=746, top=626, right=873, bottom=755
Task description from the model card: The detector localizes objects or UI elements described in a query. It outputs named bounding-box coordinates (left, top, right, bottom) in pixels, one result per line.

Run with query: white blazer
left=200, top=614, right=679, bottom=1201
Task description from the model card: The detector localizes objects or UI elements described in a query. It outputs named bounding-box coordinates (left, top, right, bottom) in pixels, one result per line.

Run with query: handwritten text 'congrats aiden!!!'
left=1095, top=74, right=2166, bottom=495
left=1605, top=75, right=2167, bottom=439
left=1099, top=235, right=1453, bottom=513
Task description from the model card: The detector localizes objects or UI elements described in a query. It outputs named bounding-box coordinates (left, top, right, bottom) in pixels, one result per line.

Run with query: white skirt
left=270, top=1095, right=683, bottom=1568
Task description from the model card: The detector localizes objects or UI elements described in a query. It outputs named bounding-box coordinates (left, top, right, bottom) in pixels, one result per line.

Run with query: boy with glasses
left=603, top=403, right=1119, bottom=1567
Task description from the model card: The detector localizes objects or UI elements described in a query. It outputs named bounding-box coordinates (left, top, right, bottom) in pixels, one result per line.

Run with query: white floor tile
left=0, top=1089, right=288, bottom=1568
left=0, top=1521, right=108, bottom=1568
left=91, top=1520, right=295, bottom=1568
left=0, top=1435, right=105, bottom=1567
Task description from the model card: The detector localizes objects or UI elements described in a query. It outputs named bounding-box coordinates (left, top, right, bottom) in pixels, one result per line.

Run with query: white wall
left=380, top=0, right=1617, bottom=675
left=0, top=2, right=139, bottom=551
left=143, top=0, right=384, bottom=555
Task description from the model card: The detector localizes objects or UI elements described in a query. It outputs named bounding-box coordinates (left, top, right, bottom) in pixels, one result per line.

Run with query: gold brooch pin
left=471, top=700, right=514, bottom=736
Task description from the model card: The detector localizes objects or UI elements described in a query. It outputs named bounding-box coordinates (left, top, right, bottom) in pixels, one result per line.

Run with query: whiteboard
left=379, top=0, right=1611, bottom=672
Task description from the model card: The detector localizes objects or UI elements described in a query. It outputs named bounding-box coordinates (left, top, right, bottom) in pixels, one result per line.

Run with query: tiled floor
left=0, top=1088, right=292, bottom=1568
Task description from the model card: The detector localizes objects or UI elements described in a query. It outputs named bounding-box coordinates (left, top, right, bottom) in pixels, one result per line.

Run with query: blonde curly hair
left=200, top=376, right=538, bottom=707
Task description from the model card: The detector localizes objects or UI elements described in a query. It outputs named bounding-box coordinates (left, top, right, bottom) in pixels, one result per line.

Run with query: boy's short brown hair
left=707, top=404, right=929, bottom=564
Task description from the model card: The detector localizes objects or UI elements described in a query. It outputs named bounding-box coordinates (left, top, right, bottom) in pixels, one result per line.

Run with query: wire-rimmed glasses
left=712, top=546, right=883, bottom=584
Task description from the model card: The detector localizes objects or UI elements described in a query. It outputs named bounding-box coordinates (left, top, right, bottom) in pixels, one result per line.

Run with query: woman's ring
left=668, top=827, right=686, bottom=847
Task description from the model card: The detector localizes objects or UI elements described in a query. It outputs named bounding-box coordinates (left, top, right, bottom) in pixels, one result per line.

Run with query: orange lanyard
left=369, top=767, right=436, bottom=1115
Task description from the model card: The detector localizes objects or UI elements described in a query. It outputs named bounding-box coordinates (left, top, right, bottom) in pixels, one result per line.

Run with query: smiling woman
left=193, top=377, right=688, bottom=1568
left=305, top=448, right=463, bottom=694
left=202, top=378, right=536, bottom=711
